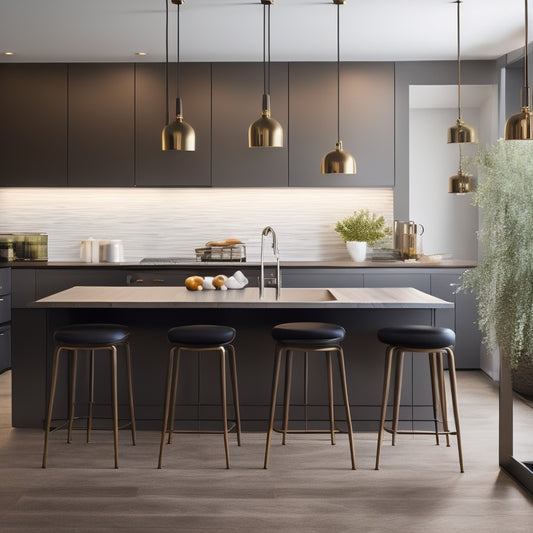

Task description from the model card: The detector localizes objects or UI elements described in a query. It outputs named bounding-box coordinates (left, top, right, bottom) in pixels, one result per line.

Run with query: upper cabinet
left=135, top=63, right=211, bottom=187
left=0, top=64, right=68, bottom=186
left=212, top=63, right=289, bottom=187
left=289, top=62, right=395, bottom=187
left=68, top=64, right=135, bottom=186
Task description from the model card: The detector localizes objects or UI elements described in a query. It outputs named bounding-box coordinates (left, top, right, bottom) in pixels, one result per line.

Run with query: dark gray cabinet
left=212, top=62, right=289, bottom=187
left=0, top=268, right=11, bottom=372
left=135, top=63, right=211, bottom=186
left=288, top=62, right=395, bottom=187
left=0, top=64, right=68, bottom=186
left=68, top=64, right=135, bottom=186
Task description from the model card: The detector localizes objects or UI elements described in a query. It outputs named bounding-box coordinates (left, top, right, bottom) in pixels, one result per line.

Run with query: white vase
left=346, top=241, right=367, bottom=262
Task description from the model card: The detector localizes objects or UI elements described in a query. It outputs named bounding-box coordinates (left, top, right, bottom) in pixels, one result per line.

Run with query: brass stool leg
left=167, top=347, right=181, bottom=444
left=282, top=349, right=293, bottom=445
left=337, top=347, right=356, bottom=470
left=375, top=345, right=394, bottom=470
left=304, top=351, right=309, bottom=432
left=228, top=344, right=242, bottom=446
left=124, top=342, right=136, bottom=445
left=264, top=344, right=283, bottom=469
left=158, top=346, right=176, bottom=469
left=437, top=352, right=451, bottom=447
left=110, top=346, right=119, bottom=469
left=326, top=351, right=336, bottom=446
left=87, top=350, right=95, bottom=444
left=392, top=349, right=404, bottom=446
left=219, top=347, right=230, bottom=469
left=67, top=349, right=78, bottom=444
left=445, top=347, right=464, bottom=473
left=429, top=352, right=440, bottom=446
left=42, top=345, right=62, bottom=468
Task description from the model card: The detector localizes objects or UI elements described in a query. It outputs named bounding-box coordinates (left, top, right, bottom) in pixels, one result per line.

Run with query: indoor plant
left=461, top=140, right=533, bottom=396
left=335, top=209, right=392, bottom=262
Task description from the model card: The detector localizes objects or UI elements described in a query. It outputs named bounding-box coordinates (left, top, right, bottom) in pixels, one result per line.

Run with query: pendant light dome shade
left=504, top=104, right=533, bottom=140
left=448, top=118, right=477, bottom=143
left=248, top=1, right=283, bottom=148
left=321, top=0, right=356, bottom=175
left=449, top=169, right=474, bottom=194
left=162, top=104, right=196, bottom=151
left=249, top=95, right=283, bottom=147
left=505, top=1, right=532, bottom=140
left=162, top=0, right=195, bottom=151
left=447, top=1, right=477, bottom=145
left=321, top=141, right=356, bottom=174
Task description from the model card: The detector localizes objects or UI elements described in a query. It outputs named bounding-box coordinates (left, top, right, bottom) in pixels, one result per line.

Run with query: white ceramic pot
left=346, top=241, right=367, bottom=262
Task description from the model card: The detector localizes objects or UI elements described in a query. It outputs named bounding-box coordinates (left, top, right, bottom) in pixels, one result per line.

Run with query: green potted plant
left=335, top=209, right=392, bottom=262
left=461, top=140, right=533, bottom=396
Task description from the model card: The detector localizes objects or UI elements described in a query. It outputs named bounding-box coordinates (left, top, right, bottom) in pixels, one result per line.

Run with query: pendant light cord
left=268, top=3, right=271, bottom=97
left=176, top=2, right=181, bottom=103
left=337, top=2, right=341, bottom=143
left=456, top=0, right=462, bottom=121
left=524, top=0, right=529, bottom=92
left=165, top=0, right=169, bottom=124
left=263, top=3, right=267, bottom=96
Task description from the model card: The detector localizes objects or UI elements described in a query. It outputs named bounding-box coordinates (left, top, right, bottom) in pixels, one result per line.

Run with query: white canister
left=80, top=239, right=93, bottom=263
left=91, top=239, right=100, bottom=263
left=100, top=240, right=124, bottom=263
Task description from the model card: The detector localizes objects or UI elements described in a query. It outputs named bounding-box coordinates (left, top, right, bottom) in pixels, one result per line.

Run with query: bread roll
left=185, top=276, right=204, bottom=291
left=205, top=238, right=242, bottom=247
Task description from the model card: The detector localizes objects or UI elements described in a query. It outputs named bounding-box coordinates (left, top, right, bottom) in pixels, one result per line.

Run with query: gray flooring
left=0, top=370, right=532, bottom=532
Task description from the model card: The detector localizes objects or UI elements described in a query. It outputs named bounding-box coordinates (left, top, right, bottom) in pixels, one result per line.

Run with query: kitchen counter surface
left=8, top=259, right=476, bottom=269
left=31, top=285, right=453, bottom=309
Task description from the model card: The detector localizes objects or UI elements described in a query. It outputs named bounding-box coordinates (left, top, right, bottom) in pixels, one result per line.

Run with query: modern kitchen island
left=17, top=285, right=453, bottom=433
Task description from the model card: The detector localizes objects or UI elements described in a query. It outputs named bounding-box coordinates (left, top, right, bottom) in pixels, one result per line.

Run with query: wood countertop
left=31, top=286, right=453, bottom=309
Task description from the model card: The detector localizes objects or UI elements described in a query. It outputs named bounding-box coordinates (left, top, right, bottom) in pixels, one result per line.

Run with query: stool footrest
left=167, top=422, right=237, bottom=435
left=384, top=426, right=458, bottom=436
left=273, top=427, right=341, bottom=435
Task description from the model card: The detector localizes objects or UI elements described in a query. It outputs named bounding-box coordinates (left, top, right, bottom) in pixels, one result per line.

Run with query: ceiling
left=0, top=0, right=530, bottom=63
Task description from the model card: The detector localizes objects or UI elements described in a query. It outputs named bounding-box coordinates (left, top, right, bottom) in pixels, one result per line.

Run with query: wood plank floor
left=0, top=370, right=532, bottom=532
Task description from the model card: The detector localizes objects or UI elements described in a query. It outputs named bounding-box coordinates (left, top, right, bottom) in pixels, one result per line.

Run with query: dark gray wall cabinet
left=135, top=63, right=211, bottom=186
left=212, top=62, right=289, bottom=187
left=68, top=64, right=135, bottom=186
left=0, top=64, right=68, bottom=186
left=288, top=62, right=395, bottom=187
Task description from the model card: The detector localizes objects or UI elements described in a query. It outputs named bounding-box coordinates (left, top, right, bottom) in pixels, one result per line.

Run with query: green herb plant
left=461, top=140, right=533, bottom=369
left=334, top=209, right=392, bottom=246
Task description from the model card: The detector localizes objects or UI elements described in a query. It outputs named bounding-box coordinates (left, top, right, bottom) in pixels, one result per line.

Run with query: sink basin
left=273, top=288, right=337, bottom=302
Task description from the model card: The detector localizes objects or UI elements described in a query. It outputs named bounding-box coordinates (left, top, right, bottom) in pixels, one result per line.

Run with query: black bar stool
left=42, top=323, right=136, bottom=469
left=375, top=325, right=463, bottom=472
left=158, top=325, right=242, bottom=469
left=264, top=322, right=356, bottom=470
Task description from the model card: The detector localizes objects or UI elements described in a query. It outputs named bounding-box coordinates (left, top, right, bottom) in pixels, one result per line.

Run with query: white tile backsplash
left=0, top=188, right=393, bottom=262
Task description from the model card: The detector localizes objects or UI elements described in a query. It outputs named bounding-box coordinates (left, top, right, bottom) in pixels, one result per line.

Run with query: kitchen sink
left=274, top=288, right=337, bottom=302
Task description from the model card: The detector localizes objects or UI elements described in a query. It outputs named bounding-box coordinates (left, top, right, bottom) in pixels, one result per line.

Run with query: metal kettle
left=394, top=220, right=424, bottom=259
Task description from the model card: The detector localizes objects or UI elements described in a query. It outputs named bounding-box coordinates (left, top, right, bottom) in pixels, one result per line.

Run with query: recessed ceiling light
left=3, top=51, right=15, bottom=56
left=135, top=51, right=148, bottom=56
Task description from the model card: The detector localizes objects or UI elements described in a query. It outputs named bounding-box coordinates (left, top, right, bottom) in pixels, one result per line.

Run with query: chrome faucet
left=260, top=226, right=281, bottom=299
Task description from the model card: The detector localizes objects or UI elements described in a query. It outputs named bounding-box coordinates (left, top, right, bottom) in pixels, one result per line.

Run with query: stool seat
left=272, top=322, right=345, bottom=345
left=377, top=325, right=455, bottom=349
left=54, top=324, right=130, bottom=346
left=168, top=325, right=236, bottom=346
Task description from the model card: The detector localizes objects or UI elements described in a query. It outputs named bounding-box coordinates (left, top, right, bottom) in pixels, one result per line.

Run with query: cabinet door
left=363, top=272, right=431, bottom=292
left=212, top=63, right=288, bottom=187
left=289, top=62, right=394, bottom=187
left=282, top=268, right=364, bottom=288
left=0, top=64, right=67, bottom=186
left=68, top=64, right=134, bottom=186
left=135, top=63, right=211, bottom=186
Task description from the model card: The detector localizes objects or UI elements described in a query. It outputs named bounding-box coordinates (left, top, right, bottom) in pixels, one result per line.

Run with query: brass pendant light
left=449, top=144, right=474, bottom=193
left=321, top=0, right=356, bottom=175
left=248, top=0, right=283, bottom=148
left=504, top=0, right=533, bottom=140
left=162, top=0, right=195, bottom=151
left=447, top=1, right=477, bottom=144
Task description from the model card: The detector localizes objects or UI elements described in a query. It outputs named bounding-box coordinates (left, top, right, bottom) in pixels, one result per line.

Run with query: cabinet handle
left=0, top=333, right=4, bottom=336
left=0, top=298, right=4, bottom=302
left=152, top=279, right=165, bottom=284
left=449, top=283, right=460, bottom=287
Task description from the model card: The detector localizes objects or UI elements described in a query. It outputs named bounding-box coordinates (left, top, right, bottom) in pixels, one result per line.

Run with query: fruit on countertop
left=185, top=276, right=204, bottom=291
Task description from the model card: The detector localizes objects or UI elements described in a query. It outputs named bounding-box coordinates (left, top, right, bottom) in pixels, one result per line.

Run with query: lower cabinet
left=0, top=268, right=11, bottom=373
